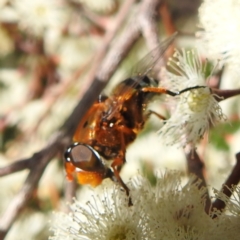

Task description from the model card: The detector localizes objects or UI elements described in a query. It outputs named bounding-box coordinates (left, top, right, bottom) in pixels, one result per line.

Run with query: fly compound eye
left=65, top=143, right=105, bottom=172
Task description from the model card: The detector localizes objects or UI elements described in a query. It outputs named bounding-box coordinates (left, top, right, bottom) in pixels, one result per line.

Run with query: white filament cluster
left=198, top=0, right=240, bottom=75
left=159, top=49, right=226, bottom=148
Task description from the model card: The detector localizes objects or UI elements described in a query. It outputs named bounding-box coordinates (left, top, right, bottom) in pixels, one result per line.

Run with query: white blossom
left=213, top=185, right=240, bottom=217
left=158, top=49, right=226, bottom=148
left=50, top=185, right=149, bottom=240
left=130, top=172, right=215, bottom=239
left=12, top=0, right=66, bottom=37
left=50, top=172, right=240, bottom=240
left=198, top=0, right=240, bottom=74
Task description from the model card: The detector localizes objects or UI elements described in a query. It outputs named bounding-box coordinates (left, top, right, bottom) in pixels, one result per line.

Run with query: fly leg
left=142, top=86, right=207, bottom=96
left=111, top=125, right=134, bottom=206
left=111, top=156, right=129, bottom=194
left=145, top=109, right=166, bottom=121
left=111, top=156, right=133, bottom=206
left=141, top=86, right=179, bottom=96
left=143, top=110, right=167, bottom=128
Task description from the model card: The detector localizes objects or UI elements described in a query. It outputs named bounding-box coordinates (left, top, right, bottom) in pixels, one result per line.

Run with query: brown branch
left=80, top=0, right=137, bottom=94
left=185, top=150, right=206, bottom=186
left=159, top=1, right=176, bottom=35
left=63, top=0, right=161, bottom=138
left=139, top=0, right=162, bottom=50
left=0, top=0, right=167, bottom=237
left=0, top=81, right=108, bottom=237
left=0, top=159, right=31, bottom=177
left=76, top=4, right=109, bottom=31
left=211, top=152, right=240, bottom=214
left=26, top=58, right=92, bottom=135
left=72, top=0, right=169, bottom=134
left=63, top=181, right=78, bottom=212
left=158, top=1, right=176, bottom=58
left=185, top=149, right=211, bottom=212
left=0, top=132, right=64, bottom=239
left=139, top=0, right=177, bottom=77
left=212, top=88, right=240, bottom=101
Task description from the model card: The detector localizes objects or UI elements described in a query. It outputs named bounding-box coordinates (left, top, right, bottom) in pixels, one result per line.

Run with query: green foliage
left=209, top=120, right=240, bottom=151
left=0, top=124, right=20, bottom=152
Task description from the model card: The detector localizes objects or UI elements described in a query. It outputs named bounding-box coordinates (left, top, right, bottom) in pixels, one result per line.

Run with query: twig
left=75, top=3, right=109, bottom=31
left=159, top=1, right=176, bottom=35
left=185, top=150, right=206, bottom=186
left=158, top=1, right=176, bottom=59
left=26, top=58, right=92, bottom=135
left=0, top=159, right=31, bottom=177
left=80, top=0, right=136, bottom=95
left=60, top=0, right=151, bottom=139
left=64, top=181, right=77, bottom=211
left=0, top=132, right=64, bottom=239
left=0, top=0, right=167, bottom=237
left=211, top=152, right=240, bottom=214
left=74, top=0, right=166, bottom=132
left=185, top=149, right=211, bottom=212
left=139, top=0, right=162, bottom=50
left=213, top=88, right=240, bottom=101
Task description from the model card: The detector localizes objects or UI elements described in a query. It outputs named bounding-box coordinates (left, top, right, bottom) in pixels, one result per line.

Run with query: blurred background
left=0, top=0, right=239, bottom=239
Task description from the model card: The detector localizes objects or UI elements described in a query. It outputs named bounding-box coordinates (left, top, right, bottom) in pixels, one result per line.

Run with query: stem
left=211, top=152, right=240, bottom=216
left=212, top=88, right=240, bottom=101
left=185, top=149, right=211, bottom=213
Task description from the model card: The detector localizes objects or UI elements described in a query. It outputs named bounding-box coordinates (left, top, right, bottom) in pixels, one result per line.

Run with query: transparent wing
left=131, top=32, right=177, bottom=80
left=104, top=32, right=177, bottom=120
left=114, top=32, right=177, bottom=99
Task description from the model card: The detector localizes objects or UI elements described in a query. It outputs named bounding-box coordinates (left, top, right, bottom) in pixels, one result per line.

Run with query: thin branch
left=139, top=0, right=177, bottom=76
left=61, top=79, right=107, bottom=137
left=159, top=1, right=176, bottom=35
left=78, top=5, right=110, bottom=31
left=185, top=149, right=211, bottom=212
left=0, top=132, right=63, bottom=239
left=0, top=159, right=31, bottom=177
left=95, top=23, right=141, bottom=83
left=62, top=0, right=161, bottom=138
left=185, top=150, right=206, bottom=186
left=79, top=0, right=137, bottom=94
left=63, top=181, right=78, bottom=212
left=139, top=0, right=162, bottom=50
left=211, top=152, right=240, bottom=214
left=213, top=88, right=240, bottom=101
left=0, top=0, right=165, bottom=237
left=26, top=58, right=93, bottom=135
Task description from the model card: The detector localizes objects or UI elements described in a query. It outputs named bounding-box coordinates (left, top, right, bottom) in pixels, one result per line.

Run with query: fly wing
left=105, top=32, right=177, bottom=119
left=131, top=32, right=177, bottom=81
left=114, top=32, right=177, bottom=99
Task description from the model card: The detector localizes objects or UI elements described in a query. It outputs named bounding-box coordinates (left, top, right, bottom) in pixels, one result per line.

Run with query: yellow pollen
left=187, top=88, right=211, bottom=112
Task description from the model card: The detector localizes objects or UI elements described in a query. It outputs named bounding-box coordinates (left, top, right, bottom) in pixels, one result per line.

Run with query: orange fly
left=64, top=33, right=204, bottom=200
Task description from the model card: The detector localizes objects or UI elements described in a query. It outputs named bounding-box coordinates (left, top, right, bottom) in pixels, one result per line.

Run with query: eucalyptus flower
left=213, top=185, right=240, bottom=217
left=49, top=172, right=240, bottom=240
left=158, top=49, right=226, bottom=148
left=130, top=172, right=215, bottom=240
left=50, top=183, right=150, bottom=240
left=12, top=0, right=66, bottom=37
left=198, top=0, right=240, bottom=74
